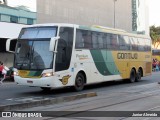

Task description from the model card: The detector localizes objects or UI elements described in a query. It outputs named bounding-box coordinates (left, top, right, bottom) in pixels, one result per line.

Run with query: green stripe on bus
left=90, top=50, right=120, bottom=76
left=90, top=50, right=112, bottom=75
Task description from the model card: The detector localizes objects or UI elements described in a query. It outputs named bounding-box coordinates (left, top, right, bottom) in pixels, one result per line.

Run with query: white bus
left=6, top=23, right=152, bottom=91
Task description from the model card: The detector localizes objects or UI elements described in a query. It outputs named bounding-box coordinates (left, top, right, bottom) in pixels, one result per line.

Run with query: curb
left=0, top=92, right=97, bottom=111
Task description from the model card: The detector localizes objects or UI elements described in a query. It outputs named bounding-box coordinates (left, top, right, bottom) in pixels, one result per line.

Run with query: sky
left=148, top=0, right=160, bottom=26
left=7, top=0, right=36, bottom=12
left=6, top=0, right=160, bottom=27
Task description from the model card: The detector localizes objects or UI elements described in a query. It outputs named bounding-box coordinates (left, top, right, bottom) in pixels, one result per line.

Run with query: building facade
left=37, top=0, right=149, bottom=35
left=0, top=4, right=36, bottom=25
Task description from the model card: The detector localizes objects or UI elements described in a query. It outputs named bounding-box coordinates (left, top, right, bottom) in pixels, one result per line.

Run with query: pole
left=113, top=0, right=117, bottom=28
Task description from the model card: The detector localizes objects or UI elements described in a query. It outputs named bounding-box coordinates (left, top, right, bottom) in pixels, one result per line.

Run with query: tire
left=135, top=69, right=142, bottom=82
left=74, top=73, right=85, bottom=91
left=129, top=69, right=136, bottom=83
left=41, top=87, right=51, bottom=91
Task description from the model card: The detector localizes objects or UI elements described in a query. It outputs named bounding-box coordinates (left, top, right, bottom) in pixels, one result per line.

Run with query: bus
left=6, top=23, right=152, bottom=91
left=152, top=49, right=160, bottom=60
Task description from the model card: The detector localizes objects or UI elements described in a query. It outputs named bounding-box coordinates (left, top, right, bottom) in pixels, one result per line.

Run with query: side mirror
left=6, top=38, right=17, bottom=53
left=49, top=36, right=60, bottom=52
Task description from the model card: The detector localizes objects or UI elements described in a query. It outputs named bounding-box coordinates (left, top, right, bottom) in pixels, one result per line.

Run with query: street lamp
left=113, top=0, right=117, bottom=28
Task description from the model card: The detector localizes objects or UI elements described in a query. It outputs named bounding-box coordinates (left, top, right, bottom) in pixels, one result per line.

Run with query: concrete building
left=37, top=0, right=149, bottom=35
left=0, top=4, right=36, bottom=25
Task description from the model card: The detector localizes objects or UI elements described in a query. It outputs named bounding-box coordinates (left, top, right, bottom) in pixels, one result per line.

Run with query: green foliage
left=150, top=25, right=160, bottom=48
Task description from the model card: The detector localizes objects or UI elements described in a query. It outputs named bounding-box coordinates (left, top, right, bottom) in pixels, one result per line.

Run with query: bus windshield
left=14, top=27, right=57, bottom=70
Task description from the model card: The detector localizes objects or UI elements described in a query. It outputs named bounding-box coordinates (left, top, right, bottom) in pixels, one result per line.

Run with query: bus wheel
left=135, top=69, right=142, bottom=82
left=74, top=73, right=85, bottom=91
left=41, top=87, right=51, bottom=91
left=129, top=69, right=136, bottom=83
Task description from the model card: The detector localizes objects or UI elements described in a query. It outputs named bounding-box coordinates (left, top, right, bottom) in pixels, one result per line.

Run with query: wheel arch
left=76, top=70, right=87, bottom=84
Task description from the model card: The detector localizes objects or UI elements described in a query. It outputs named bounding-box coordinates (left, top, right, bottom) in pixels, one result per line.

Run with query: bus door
left=54, top=27, right=74, bottom=86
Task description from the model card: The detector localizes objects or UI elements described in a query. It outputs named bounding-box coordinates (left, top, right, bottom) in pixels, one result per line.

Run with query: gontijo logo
left=117, top=53, right=138, bottom=59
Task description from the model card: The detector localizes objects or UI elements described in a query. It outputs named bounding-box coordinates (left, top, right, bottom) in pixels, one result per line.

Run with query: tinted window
left=119, top=35, right=126, bottom=50
left=83, top=31, right=92, bottom=48
left=110, top=34, right=119, bottom=50
left=20, top=27, right=57, bottom=39
left=55, top=27, right=74, bottom=71
left=138, top=38, right=145, bottom=51
left=130, top=37, right=138, bottom=51
left=106, top=33, right=112, bottom=49
left=145, top=39, right=151, bottom=51
left=75, top=30, right=92, bottom=49
left=75, top=30, right=84, bottom=48
left=124, top=36, right=130, bottom=50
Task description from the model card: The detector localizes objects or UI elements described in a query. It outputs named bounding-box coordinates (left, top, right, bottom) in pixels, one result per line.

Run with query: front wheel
left=74, top=73, right=85, bottom=91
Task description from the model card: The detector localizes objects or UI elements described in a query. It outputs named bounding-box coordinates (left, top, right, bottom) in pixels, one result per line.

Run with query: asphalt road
left=0, top=71, right=159, bottom=105
left=18, top=72, right=160, bottom=120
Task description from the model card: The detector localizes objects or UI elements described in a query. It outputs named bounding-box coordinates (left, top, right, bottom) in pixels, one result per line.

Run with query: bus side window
left=130, top=37, right=138, bottom=51
left=106, top=33, right=112, bottom=49
left=98, top=33, right=104, bottom=49
left=111, top=34, right=119, bottom=50
left=146, top=39, right=151, bottom=51
left=138, top=38, right=145, bottom=51
left=83, top=31, right=92, bottom=49
left=75, top=30, right=84, bottom=48
left=123, top=36, right=130, bottom=50
left=103, top=34, right=107, bottom=49
left=92, top=32, right=99, bottom=49
left=119, top=35, right=126, bottom=50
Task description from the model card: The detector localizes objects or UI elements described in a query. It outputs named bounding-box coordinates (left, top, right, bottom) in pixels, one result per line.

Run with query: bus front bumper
left=14, top=76, right=63, bottom=88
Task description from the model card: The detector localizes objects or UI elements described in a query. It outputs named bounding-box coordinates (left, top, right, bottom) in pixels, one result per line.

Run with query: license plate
left=27, top=80, right=33, bottom=83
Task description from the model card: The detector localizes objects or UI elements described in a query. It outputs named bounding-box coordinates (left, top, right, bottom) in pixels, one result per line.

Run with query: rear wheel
left=74, top=73, right=85, bottom=91
left=135, top=69, right=142, bottom=82
left=129, top=69, right=136, bottom=83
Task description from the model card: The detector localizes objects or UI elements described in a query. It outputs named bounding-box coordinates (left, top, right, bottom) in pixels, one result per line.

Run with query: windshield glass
left=14, top=27, right=57, bottom=70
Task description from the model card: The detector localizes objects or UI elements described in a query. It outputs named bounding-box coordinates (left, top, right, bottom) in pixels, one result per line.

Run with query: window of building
left=27, top=18, right=33, bottom=25
left=10, top=16, right=18, bottom=23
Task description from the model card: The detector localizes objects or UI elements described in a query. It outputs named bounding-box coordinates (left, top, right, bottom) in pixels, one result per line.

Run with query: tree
left=150, top=25, right=160, bottom=49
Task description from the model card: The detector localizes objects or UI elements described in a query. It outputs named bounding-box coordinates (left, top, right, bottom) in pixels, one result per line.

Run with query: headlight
left=42, top=72, right=53, bottom=77
left=14, top=71, right=19, bottom=76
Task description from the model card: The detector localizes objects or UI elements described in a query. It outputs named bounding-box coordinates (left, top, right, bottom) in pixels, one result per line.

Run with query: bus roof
left=22, top=23, right=150, bottom=39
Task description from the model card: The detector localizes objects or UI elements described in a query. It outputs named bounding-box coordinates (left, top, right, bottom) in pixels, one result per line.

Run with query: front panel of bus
left=13, top=26, right=75, bottom=88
